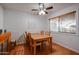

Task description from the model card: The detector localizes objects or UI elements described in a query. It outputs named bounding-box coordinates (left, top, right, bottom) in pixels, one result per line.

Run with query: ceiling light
left=39, top=10, right=45, bottom=15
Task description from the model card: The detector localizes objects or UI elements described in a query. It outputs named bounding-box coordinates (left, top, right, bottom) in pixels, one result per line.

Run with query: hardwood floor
left=10, top=43, right=79, bottom=55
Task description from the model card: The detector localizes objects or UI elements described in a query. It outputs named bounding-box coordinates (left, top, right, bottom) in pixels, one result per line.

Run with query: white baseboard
left=54, top=41, right=79, bottom=53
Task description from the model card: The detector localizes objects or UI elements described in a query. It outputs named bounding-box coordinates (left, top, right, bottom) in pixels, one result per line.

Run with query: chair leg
left=46, top=39, right=50, bottom=49
left=40, top=43, right=42, bottom=51
left=34, top=46, right=36, bottom=55
left=30, top=46, right=32, bottom=53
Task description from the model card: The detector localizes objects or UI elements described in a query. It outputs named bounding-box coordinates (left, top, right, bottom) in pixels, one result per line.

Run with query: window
left=50, top=17, right=59, bottom=32
left=49, top=11, right=76, bottom=34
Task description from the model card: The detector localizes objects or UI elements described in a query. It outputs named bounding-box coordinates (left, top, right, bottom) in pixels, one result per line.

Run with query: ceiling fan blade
left=32, top=9, right=38, bottom=11
left=46, top=6, right=53, bottom=10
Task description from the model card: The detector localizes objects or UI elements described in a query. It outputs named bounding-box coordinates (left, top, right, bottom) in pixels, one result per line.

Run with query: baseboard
left=54, top=41, right=79, bottom=53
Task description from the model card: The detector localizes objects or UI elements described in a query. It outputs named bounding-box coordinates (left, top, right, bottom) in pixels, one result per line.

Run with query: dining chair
left=40, top=31, right=44, bottom=35
left=41, top=31, right=51, bottom=50
left=0, top=42, right=2, bottom=55
left=6, top=32, right=12, bottom=51
left=25, top=32, right=28, bottom=39
left=31, top=33, right=39, bottom=35
left=0, top=34, right=9, bottom=54
left=25, top=32, right=28, bottom=45
left=45, top=31, right=50, bottom=35
left=27, top=33, right=42, bottom=54
left=0, top=34, right=5, bottom=55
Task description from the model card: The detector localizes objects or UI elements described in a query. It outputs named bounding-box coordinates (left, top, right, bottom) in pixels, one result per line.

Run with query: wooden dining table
left=31, top=34, right=52, bottom=55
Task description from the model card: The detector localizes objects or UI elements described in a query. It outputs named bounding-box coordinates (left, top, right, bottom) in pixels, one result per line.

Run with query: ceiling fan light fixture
left=39, top=10, right=45, bottom=15
left=32, top=3, right=53, bottom=15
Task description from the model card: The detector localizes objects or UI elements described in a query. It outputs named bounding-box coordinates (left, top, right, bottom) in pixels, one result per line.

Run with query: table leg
left=50, top=37, right=52, bottom=53
left=1, top=43, right=3, bottom=55
left=34, top=41, right=36, bottom=55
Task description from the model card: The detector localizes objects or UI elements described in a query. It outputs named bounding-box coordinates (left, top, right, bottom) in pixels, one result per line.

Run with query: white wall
left=49, top=4, right=79, bottom=53
left=0, top=5, right=3, bottom=29
left=3, top=9, right=49, bottom=41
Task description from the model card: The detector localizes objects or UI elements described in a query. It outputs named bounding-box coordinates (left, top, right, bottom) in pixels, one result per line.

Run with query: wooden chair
left=25, top=32, right=28, bottom=44
left=40, top=31, right=44, bottom=35
left=0, top=42, right=3, bottom=55
left=25, top=32, right=28, bottom=39
left=0, top=34, right=5, bottom=55
left=31, top=33, right=39, bottom=35
left=5, top=32, right=11, bottom=51
left=0, top=34, right=9, bottom=54
left=45, top=31, right=50, bottom=35
left=27, top=33, right=42, bottom=54
left=41, top=31, right=51, bottom=49
left=0, top=32, right=12, bottom=55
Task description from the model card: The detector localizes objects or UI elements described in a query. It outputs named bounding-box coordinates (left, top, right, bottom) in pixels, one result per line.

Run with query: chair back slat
left=40, top=31, right=44, bottom=35
left=27, top=33, right=33, bottom=46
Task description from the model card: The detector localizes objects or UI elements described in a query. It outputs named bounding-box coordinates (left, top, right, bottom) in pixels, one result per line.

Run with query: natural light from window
left=49, top=11, right=76, bottom=34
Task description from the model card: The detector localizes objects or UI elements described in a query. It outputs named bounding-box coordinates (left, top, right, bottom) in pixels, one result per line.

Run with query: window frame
left=49, top=11, right=76, bottom=34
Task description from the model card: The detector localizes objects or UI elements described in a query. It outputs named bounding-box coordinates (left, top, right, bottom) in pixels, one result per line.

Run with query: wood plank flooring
left=10, top=43, right=79, bottom=55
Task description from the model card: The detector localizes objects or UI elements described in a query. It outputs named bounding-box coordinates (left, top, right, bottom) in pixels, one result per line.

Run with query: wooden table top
left=31, top=34, right=52, bottom=41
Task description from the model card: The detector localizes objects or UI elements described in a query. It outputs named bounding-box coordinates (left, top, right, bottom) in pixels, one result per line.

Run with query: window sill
left=50, top=31, right=77, bottom=36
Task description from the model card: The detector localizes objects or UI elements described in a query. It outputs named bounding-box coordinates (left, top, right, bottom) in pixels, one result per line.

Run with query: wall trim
left=54, top=41, right=79, bottom=53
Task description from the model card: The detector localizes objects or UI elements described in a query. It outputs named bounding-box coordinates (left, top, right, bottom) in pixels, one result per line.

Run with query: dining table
left=31, top=34, right=52, bottom=55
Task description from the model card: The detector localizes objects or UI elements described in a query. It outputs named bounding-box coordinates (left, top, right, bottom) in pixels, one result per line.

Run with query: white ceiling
left=0, top=3, right=77, bottom=15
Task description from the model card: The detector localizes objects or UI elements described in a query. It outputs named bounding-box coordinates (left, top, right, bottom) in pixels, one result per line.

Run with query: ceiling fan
left=32, top=3, right=53, bottom=15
